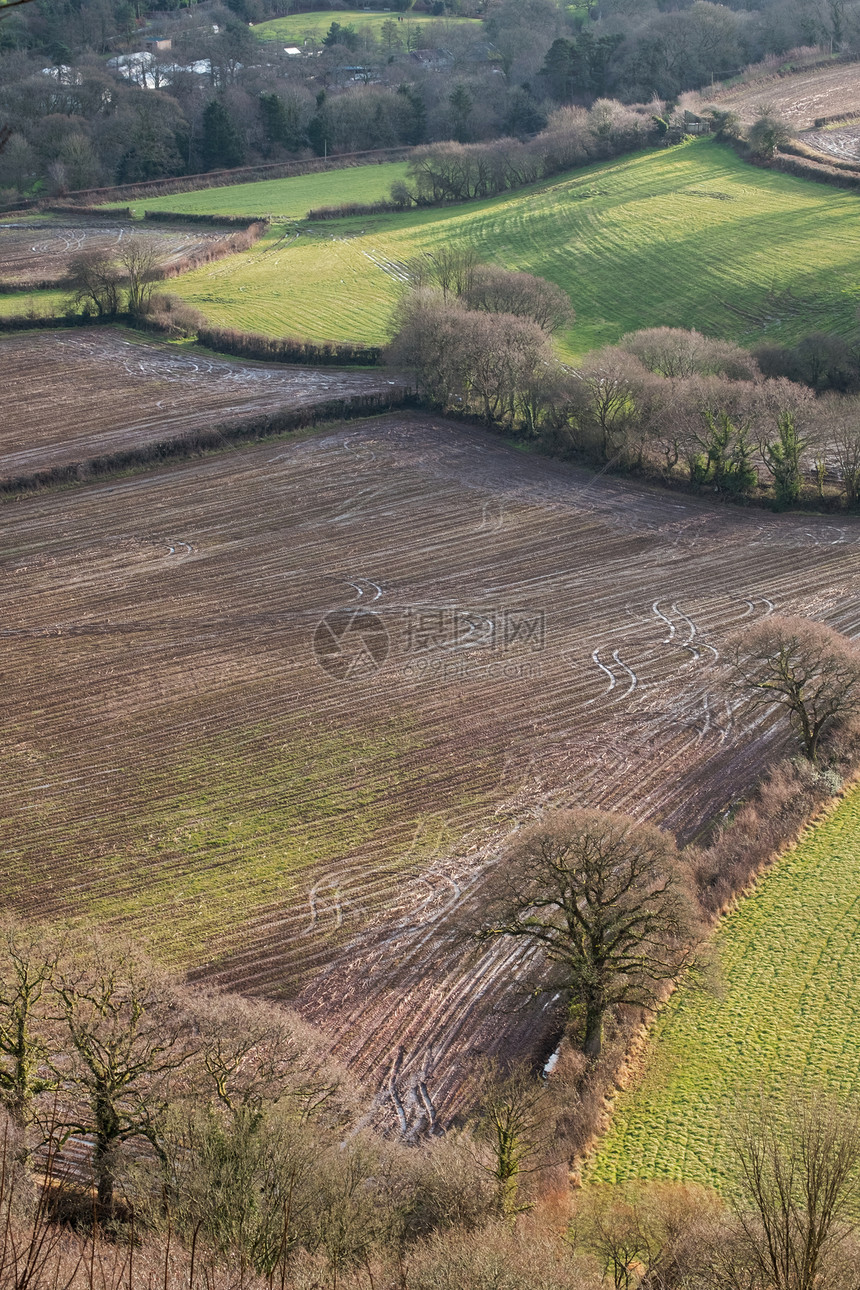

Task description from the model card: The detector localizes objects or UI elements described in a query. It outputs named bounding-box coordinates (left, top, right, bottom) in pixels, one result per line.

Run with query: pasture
left=116, top=162, right=410, bottom=220
left=158, top=139, right=860, bottom=356
left=0, top=329, right=404, bottom=481
left=252, top=9, right=480, bottom=44
left=4, top=382, right=860, bottom=1125
left=591, top=784, right=860, bottom=1195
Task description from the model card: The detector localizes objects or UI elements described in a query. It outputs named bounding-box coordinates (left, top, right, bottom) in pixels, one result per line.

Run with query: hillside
left=252, top=9, right=481, bottom=43
left=591, top=782, right=860, bottom=1195
left=115, top=162, right=410, bottom=220
left=153, top=139, right=860, bottom=357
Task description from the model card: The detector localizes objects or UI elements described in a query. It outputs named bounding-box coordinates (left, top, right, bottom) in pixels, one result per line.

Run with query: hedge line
left=142, top=211, right=268, bottom=229
left=48, top=147, right=414, bottom=207
left=47, top=205, right=134, bottom=219
left=0, top=389, right=416, bottom=496
left=196, top=325, right=382, bottom=367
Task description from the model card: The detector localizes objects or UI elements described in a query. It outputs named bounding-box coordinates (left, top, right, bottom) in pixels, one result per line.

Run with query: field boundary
left=576, top=754, right=860, bottom=1182
left=0, top=388, right=416, bottom=496
left=43, top=148, right=413, bottom=210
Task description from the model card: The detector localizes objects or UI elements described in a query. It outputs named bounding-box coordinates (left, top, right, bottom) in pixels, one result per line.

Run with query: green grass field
left=590, top=784, right=860, bottom=1196
left=252, top=9, right=480, bottom=43
left=0, top=291, right=68, bottom=318
left=115, top=162, right=410, bottom=219
left=155, top=139, right=860, bottom=357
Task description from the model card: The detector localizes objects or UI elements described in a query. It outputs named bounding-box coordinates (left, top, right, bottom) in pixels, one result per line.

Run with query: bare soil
left=3, top=405, right=860, bottom=1130
left=0, top=329, right=405, bottom=480
left=0, top=217, right=228, bottom=287
left=800, top=122, right=860, bottom=160
left=701, top=62, right=860, bottom=129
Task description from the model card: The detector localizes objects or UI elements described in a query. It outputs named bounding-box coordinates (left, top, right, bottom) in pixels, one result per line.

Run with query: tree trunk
left=583, top=1000, right=603, bottom=1060
left=94, top=1139, right=115, bottom=1213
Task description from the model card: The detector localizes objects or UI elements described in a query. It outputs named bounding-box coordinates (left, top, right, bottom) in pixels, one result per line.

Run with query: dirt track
left=3, top=412, right=860, bottom=1130
left=0, top=330, right=406, bottom=480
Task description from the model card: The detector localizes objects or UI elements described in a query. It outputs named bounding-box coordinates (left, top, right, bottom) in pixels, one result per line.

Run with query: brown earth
left=700, top=61, right=860, bottom=129
left=800, top=122, right=860, bottom=160
left=0, top=329, right=405, bottom=481
left=3, top=401, right=860, bottom=1131
left=0, top=217, right=228, bottom=287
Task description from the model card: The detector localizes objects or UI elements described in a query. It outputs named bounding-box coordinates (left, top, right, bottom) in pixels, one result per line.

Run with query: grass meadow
left=145, top=139, right=860, bottom=358
left=590, top=784, right=860, bottom=1196
left=115, top=162, right=410, bottom=219
left=252, top=9, right=480, bottom=43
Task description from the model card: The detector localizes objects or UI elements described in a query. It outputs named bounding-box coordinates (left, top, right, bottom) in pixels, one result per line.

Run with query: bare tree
left=463, top=265, right=574, bottom=334
left=466, top=1060, right=553, bottom=1218
left=729, top=615, right=860, bottom=763
left=192, top=992, right=352, bottom=1127
left=118, top=238, right=162, bottom=316
left=478, top=809, right=697, bottom=1059
left=49, top=938, right=195, bottom=1212
left=0, top=921, right=64, bottom=1131
left=66, top=249, right=121, bottom=318
left=620, top=327, right=760, bottom=381
left=721, top=1091, right=860, bottom=1290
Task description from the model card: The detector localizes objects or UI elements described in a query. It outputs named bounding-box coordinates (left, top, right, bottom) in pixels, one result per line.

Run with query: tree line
left=387, top=256, right=860, bottom=511
left=3, top=0, right=860, bottom=202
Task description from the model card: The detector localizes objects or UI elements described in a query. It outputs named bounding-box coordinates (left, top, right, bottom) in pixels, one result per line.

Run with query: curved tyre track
left=3, top=409, right=860, bottom=1129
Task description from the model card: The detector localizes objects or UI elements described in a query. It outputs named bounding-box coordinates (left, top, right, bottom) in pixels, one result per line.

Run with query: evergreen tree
left=200, top=98, right=244, bottom=171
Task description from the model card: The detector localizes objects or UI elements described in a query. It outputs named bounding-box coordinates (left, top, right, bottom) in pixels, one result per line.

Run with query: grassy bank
left=591, top=782, right=860, bottom=1195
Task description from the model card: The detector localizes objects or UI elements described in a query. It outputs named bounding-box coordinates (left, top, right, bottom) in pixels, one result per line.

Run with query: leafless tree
left=729, top=615, right=860, bottom=763
left=718, top=1091, right=860, bottom=1290
left=48, top=937, right=196, bottom=1212
left=66, top=249, right=121, bottom=318
left=118, top=238, right=162, bottom=316
left=463, top=265, right=574, bottom=334
left=619, top=327, right=760, bottom=382
left=192, top=991, right=353, bottom=1128
left=0, top=920, right=65, bottom=1130
left=465, top=1060, right=554, bottom=1218
left=477, top=809, right=697, bottom=1059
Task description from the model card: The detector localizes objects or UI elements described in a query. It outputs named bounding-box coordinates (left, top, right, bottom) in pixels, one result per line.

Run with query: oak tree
left=729, top=615, right=860, bottom=763
left=479, top=809, right=696, bottom=1059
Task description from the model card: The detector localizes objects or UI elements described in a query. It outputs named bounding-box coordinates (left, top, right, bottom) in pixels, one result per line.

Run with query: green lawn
left=590, top=784, right=860, bottom=1197
left=0, top=290, right=68, bottom=318
left=252, top=9, right=480, bottom=44
left=113, top=162, right=410, bottom=220
left=155, top=139, right=860, bottom=358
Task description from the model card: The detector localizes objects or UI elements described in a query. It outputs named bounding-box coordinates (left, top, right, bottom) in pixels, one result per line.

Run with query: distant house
left=283, top=46, right=302, bottom=57
left=409, top=49, right=454, bottom=69
left=144, top=36, right=172, bottom=52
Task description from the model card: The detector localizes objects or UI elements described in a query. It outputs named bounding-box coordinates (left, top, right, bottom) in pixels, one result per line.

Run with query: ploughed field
left=0, top=329, right=403, bottom=482
left=0, top=216, right=231, bottom=287
left=592, top=784, right=860, bottom=1195
left=154, top=140, right=860, bottom=356
left=704, top=61, right=860, bottom=129
left=5, top=398, right=860, bottom=1130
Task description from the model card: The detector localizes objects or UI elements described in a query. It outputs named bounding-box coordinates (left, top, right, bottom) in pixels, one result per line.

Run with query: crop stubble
left=4, top=394, right=860, bottom=1126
